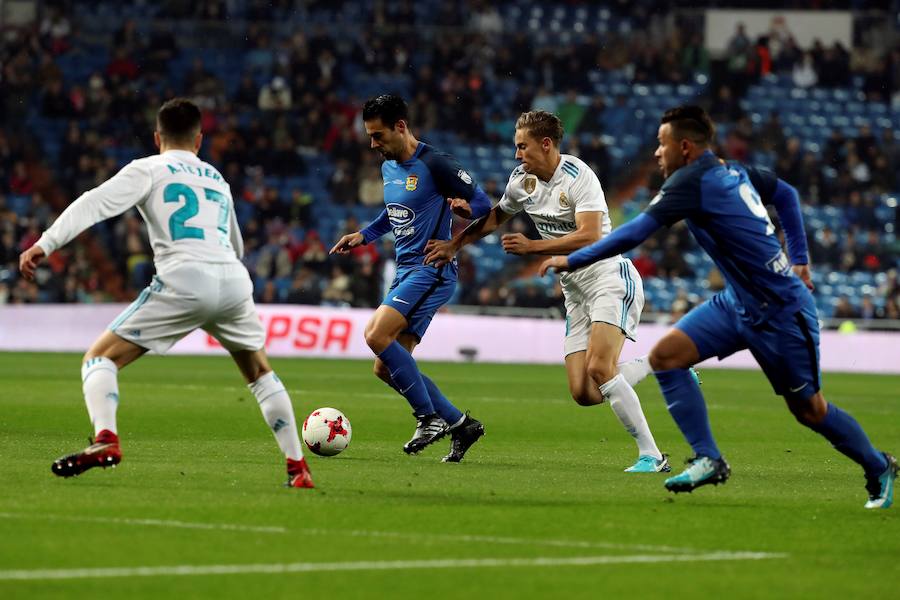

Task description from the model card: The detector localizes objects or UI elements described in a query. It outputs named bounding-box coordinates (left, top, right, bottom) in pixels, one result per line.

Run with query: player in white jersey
left=18, top=98, right=314, bottom=488
left=425, top=110, right=669, bottom=473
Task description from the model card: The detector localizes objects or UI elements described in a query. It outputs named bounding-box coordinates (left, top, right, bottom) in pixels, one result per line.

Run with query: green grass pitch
left=0, top=352, right=897, bottom=599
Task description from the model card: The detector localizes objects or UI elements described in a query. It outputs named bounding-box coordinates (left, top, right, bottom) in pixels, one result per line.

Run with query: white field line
left=0, top=552, right=788, bottom=581
left=126, top=381, right=566, bottom=404
left=0, top=512, right=753, bottom=556
left=0, top=513, right=286, bottom=534
left=295, top=528, right=700, bottom=555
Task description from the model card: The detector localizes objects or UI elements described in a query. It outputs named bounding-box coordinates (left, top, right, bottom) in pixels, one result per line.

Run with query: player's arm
left=423, top=151, right=492, bottom=220
left=19, top=161, right=152, bottom=280
left=746, top=165, right=813, bottom=290
left=228, top=199, right=245, bottom=259
left=424, top=205, right=514, bottom=267
left=538, top=213, right=662, bottom=276
left=329, top=208, right=390, bottom=254
left=502, top=210, right=601, bottom=255
left=768, top=179, right=813, bottom=290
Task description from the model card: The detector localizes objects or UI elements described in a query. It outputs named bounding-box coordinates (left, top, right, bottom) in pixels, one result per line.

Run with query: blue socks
left=808, top=404, right=888, bottom=476
left=378, top=342, right=465, bottom=424
left=378, top=342, right=434, bottom=417
left=655, top=368, right=721, bottom=460
left=421, top=375, right=464, bottom=426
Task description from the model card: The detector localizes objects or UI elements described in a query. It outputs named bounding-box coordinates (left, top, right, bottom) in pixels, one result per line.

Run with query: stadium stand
left=1, top=0, right=897, bottom=327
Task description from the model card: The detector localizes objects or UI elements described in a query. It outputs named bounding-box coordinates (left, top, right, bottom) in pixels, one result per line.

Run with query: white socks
left=82, top=357, right=120, bottom=435
left=599, top=373, right=662, bottom=460
left=618, top=354, right=653, bottom=387
left=249, top=371, right=303, bottom=461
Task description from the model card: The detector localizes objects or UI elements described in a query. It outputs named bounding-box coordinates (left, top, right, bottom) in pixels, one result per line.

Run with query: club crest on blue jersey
left=405, top=175, right=418, bottom=191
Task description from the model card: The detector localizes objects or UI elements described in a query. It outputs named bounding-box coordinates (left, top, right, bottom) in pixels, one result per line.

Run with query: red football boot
left=51, top=429, right=122, bottom=477
left=286, top=457, right=314, bottom=489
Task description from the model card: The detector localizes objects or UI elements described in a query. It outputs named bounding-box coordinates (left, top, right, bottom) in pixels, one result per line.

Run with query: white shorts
left=109, top=262, right=266, bottom=354
left=563, top=258, right=644, bottom=356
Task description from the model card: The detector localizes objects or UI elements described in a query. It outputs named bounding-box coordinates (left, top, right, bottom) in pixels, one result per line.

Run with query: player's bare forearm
left=524, top=230, right=601, bottom=255
left=445, top=207, right=508, bottom=251
left=425, top=208, right=509, bottom=267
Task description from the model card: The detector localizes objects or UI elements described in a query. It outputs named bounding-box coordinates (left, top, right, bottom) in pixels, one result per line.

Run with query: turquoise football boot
left=624, top=454, right=671, bottom=473
left=865, top=453, right=898, bottom=509
left=664, top=455, right=730, bottom=493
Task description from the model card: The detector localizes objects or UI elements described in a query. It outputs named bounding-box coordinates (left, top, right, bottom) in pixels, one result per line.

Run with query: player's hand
left=793, top=263, right=814, bottom=291
left=329, top=232, right=365, bottom=254
left=448, top=197, right=472, bottom=219
left=424, top=238, right=458, bottom=268
left=501, top=233, right=532, bottom=255
left=19, top=244, right=46, bottom=281
left=538, top=256, right=570, bottom=277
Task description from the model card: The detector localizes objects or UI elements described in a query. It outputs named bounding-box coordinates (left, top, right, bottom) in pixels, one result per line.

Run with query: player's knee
left=571, top=391, right=597, bottom=406
left=586, top=359, right=616, bottom=387
left=649, top=346, right=685, bottom=371
left=787, top=392, right=827, bottom=426
left=363, top=327, right=389, bottom=353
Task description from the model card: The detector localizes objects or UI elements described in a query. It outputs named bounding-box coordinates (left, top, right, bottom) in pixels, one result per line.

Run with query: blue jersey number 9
left=738, top=183, right=775, bottom=236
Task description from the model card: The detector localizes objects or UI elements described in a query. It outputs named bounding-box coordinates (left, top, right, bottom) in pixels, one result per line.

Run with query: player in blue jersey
left=330, top=94, right=489, bottom=462
left=539, top=106, right=897, bottom=508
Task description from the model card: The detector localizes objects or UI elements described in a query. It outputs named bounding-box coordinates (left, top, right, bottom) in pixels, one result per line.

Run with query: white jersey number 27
left=164, top=183, right=230, bottom=245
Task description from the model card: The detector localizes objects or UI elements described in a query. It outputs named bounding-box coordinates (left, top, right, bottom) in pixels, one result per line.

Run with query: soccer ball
left=302, top=407, right=352, bottom=456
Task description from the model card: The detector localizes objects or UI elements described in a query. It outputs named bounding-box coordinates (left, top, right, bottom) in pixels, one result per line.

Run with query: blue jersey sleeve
left=644, top=169, right=702, bottom=226
left=361, top=208, right=391, bottom=244
left=742, top=163, right=809, bottom=264
left=769, top=179, right=809, bottom=265
left=420, top=148, right=484, bottom=205
left=568, top=213, right=662, bottom=271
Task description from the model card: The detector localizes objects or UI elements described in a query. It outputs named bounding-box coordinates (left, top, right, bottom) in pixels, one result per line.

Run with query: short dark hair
left=515, top=110, right=564, bottom=146
left=661, top=105, right=715, bottom=145
left=157, top=98, right=202, bottom=143
left=362, top=94, right=409, bottom=128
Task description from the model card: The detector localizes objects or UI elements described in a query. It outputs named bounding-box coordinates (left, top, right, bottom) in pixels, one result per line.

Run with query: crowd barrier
left=1, top=304, right=898, bottom=374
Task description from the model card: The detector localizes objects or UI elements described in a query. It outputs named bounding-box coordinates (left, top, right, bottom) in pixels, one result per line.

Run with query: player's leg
left=366, top=302, right=448, bottom=454
left=205, top=263, right=313, bottom=488
left=756, top=301, right=894, bottom=508
left=230, top=348, right=312, bottom=488
left=52, top=330, right=147, bottom=478
left=82, top=330, right=147, bottom=435
left=650, top=294, right=744, bottom=492
left=376, top=333, right=466, bottom=429
left=618, top=354, right=702, bottom=388
left=365, top=305, right=438, bottom=419
left=562, top=301, right=603, bottom=406
left=586, top=322, right=667, bottom=472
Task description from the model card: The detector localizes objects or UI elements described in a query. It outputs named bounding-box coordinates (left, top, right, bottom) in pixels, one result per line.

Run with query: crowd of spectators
left=1, top=0, right=897, bottom=326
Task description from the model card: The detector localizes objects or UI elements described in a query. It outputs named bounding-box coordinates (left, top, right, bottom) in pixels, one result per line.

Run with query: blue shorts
left=383, top=265, right=456, bottom=341
left=675, top=291, right=821, bottom=399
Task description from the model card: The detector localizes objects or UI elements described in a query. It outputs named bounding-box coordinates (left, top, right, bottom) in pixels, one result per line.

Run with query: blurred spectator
left=834, top=295, right=861, bottom=319
left=259, top=77, right=292, bottom=111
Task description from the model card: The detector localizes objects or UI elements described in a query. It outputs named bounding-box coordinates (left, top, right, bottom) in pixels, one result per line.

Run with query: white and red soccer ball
left=302, top=407, right=352, bottom=456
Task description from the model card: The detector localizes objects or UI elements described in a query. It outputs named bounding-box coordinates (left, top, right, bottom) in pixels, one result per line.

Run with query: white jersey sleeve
left=228, top=196, right=244, bottom=260
left=36, top=160, right=153, bottom=255
left=497, top=167, right=529, bottom=215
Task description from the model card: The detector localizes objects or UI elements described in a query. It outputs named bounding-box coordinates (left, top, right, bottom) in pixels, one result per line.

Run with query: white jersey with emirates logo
left=497, top=154, right=622, bottom=292
left=36, top=149, right=242, bottom=274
